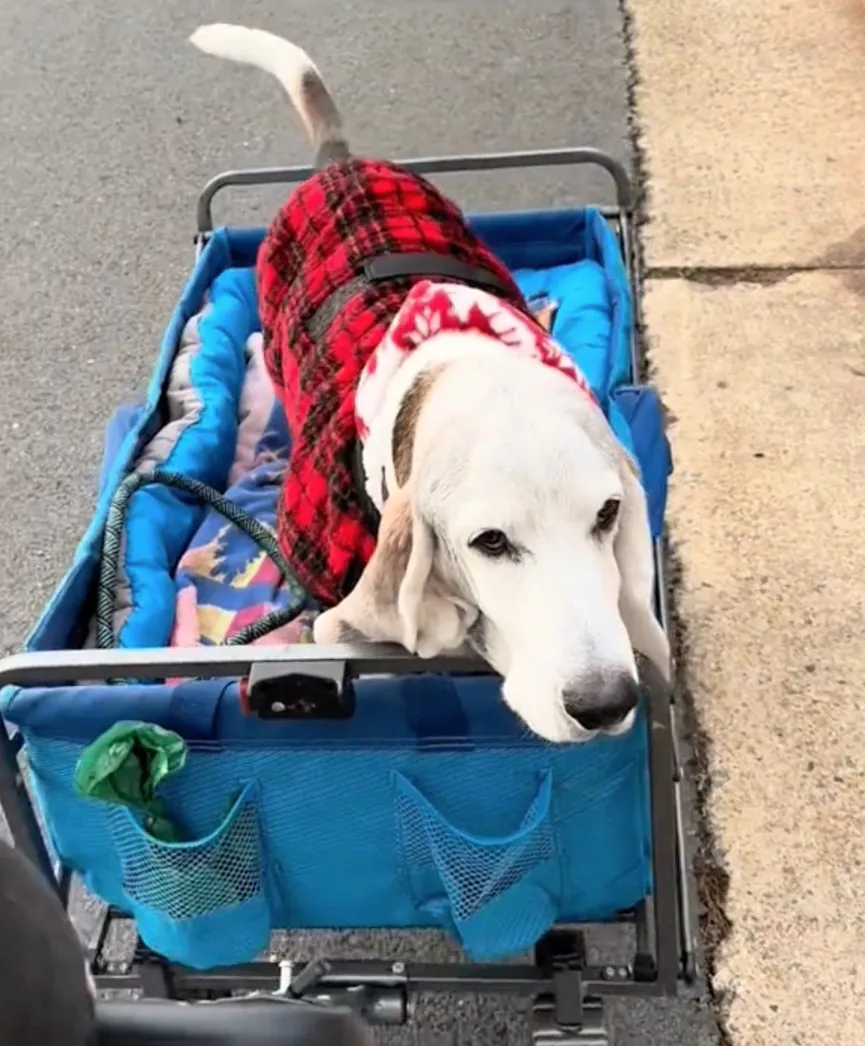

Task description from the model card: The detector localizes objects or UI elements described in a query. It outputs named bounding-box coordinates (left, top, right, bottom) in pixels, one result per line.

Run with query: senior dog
left=190, top=24, right=670, bottom=743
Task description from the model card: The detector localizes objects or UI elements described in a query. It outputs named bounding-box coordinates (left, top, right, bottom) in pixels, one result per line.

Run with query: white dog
left=190, top=24, right=671, bottom=744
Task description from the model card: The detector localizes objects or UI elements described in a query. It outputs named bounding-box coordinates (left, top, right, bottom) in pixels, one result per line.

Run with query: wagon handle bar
left=0, top=642, right=671, bottom=693
left=0, top=644, right=483, bottom=688
left=195, top=147, right=633, bottom=235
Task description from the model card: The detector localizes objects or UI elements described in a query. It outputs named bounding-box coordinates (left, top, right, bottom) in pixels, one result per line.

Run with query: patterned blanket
left=170, top=333, right=313, bottom=649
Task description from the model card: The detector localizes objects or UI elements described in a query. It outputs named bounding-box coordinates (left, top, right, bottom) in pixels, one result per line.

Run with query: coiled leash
left=96, top=469, right=307, bottom=657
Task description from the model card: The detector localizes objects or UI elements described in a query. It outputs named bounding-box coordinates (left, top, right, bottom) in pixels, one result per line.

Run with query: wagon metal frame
left=0, top=148, right=696, bottom=1045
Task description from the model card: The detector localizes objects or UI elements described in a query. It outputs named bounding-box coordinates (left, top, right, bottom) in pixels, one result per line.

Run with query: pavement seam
left=646, top=263, right=865, bottom=288
left=616, top=1, right=733, bottom=1042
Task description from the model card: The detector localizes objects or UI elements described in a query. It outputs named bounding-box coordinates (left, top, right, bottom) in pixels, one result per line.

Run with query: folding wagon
left=0, top=148, right=696, bottom=1045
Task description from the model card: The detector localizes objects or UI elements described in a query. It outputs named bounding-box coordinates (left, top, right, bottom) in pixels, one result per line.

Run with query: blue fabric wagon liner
left=2, top=204, right=672, bottom=971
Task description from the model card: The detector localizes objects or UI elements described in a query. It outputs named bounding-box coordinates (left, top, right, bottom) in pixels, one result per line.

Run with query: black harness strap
left=363, top=252, right=513, bottom=295
left=308, top=252, right=513, bottom=345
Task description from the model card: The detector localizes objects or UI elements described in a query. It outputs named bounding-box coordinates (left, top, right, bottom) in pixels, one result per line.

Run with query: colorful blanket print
left=169, top=333, right=314, bottom=649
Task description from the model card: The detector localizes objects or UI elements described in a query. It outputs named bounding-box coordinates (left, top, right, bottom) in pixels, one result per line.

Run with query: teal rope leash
left=97, top=469, right=307, bottom=652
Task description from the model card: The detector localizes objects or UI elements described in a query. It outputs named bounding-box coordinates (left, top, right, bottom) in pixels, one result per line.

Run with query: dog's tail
left=189, top=23, right=350, bottom=166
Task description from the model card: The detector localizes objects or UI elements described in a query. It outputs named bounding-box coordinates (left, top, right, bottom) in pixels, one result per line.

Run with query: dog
left=190, top=24, right=671, bottom=743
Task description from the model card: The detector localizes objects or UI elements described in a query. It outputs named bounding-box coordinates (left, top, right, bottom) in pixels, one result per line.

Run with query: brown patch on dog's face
left=392, top=367, right=444, bottom=487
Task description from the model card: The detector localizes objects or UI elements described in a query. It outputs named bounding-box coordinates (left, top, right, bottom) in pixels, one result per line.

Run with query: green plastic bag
left=73, top=721, right=188, bottom=842
left=74, top=722, right=259, bottom=912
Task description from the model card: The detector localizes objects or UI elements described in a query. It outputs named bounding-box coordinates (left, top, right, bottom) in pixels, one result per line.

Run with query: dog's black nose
left=564, top=674, right=640, bottom=732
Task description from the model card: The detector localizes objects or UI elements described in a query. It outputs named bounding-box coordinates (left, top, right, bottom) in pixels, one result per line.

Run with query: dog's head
left=314, top=334, right=670, bottom=743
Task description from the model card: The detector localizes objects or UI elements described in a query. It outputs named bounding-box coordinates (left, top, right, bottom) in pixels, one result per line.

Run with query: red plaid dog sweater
left=257, top=158, right=528, bottom=607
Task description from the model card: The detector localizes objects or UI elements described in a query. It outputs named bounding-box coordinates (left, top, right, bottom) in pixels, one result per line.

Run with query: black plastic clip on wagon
left=0, top=148, right=697, bottom=1046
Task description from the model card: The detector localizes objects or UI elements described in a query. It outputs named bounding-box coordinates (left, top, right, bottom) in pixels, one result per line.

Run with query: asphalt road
left=0, top=0, right=720, bottom=1042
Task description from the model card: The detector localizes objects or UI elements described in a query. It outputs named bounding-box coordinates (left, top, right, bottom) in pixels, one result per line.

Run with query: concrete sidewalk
left=628, top=1, right=865, bottom=1044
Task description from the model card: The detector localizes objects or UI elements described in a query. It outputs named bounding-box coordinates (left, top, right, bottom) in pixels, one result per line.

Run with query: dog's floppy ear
left=614, top=448, right=671, bottom=680
left=313, top=484, right=474, bottom=657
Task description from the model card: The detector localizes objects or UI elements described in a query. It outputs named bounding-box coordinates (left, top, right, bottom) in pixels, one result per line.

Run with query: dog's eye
left=594, top=498, right=621, bottom=535
left=469, top=529, right=514, bottom=559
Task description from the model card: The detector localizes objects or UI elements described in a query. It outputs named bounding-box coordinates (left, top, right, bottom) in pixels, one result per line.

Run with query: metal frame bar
left=0, top=717, right=57, bottom=885
left=0, top=643, right=479, bottom=685
left=195, top=147, right=633, bottom=235
left=93, top=955, right=667, bottom=999
left=0, top=146, right=697, bottom=1036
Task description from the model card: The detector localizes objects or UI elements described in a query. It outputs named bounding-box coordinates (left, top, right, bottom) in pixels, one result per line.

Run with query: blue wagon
left=0, top=148, right=696, bottom=1045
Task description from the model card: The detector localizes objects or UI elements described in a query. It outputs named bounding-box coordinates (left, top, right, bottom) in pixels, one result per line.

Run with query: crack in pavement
left=645, top=264, right=865, bottom=288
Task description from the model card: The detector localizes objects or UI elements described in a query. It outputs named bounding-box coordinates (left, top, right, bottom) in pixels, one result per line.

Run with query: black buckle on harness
left=363, top=252, right=512, bottom=295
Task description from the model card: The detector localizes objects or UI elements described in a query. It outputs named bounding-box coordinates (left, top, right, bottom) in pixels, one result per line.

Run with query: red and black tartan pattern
left=257, top=158, right=527, bottom=607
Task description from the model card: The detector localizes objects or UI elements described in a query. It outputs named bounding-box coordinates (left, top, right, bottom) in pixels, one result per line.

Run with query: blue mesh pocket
left=108, top=781, right=271, bottom=969
left=394, top=771, right=559, bottom=957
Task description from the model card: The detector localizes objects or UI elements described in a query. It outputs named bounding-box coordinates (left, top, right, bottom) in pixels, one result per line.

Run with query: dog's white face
left=314, top=333, right=670, bottom=743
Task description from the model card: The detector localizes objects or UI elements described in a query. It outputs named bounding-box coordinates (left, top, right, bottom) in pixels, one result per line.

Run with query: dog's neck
left=355, top=280, right=598, bottom=513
